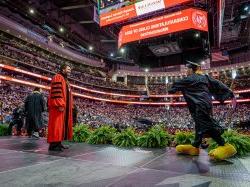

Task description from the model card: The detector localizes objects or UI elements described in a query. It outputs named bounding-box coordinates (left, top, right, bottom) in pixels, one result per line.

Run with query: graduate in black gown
left=24, top=87, right=45, bottom=138
left=168, top=61, right=237, bottom=160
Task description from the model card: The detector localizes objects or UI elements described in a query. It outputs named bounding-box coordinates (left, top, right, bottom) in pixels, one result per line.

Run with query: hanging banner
left=100, top=0, right=192, bottom=27
left=118, top=8, right=208, bottom=48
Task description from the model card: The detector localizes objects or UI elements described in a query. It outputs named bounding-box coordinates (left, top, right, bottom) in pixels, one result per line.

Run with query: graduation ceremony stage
left=0, top=136, right=250, bottom=187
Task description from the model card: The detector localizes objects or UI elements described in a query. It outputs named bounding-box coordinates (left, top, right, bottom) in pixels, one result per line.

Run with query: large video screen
left=118, top=8, right=208, bottom=48
left=98, top=0, right=136, bottom=13
left=98, top=0, right=192, bottom=27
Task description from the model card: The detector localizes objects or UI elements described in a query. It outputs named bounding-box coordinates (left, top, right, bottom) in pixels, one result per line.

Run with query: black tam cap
left=186, top=60, right=200, bottom=69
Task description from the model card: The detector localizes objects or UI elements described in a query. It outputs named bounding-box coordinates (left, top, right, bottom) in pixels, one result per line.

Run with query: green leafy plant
left=72, top=124, right=92, bottom=143
left=87, top=125, right=117, bottom=145
left=174, top=131, right=195, bottom=145
left=112, top=128, right=138, bottom=147
left=138, top=125, right=171, bottom=148
left=208, top=130, right=250, bottom=157
left=0, top=124, right=11, bottom=136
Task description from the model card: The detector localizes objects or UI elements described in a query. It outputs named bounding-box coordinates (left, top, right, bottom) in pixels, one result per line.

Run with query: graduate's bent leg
left=192, top=131, right=203, bottom=148
left=210, top=129, right=225, bottom=146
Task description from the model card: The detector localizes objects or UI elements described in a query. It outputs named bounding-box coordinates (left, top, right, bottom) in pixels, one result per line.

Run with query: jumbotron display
left=99, top=0, right=192, bottom=26
left=118, top=8, right=208, bottom=47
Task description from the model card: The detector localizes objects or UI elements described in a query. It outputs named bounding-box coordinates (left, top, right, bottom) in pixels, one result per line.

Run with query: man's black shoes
left=60, top=143, right=69, bottom=149
left=48, top=143, right=63, bottom=152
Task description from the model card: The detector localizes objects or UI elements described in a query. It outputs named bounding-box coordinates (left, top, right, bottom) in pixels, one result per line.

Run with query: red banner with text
left=118, top=8, right=208, bottom=48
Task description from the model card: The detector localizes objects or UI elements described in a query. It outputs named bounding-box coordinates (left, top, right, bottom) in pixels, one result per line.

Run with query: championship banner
left=118, top=8, right=208, bottom=48
left=100, top=0, right=192, bottom=27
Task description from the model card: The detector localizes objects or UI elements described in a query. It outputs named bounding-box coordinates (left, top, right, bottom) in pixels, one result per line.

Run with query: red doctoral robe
left=47, top=73, right=73, bottom=143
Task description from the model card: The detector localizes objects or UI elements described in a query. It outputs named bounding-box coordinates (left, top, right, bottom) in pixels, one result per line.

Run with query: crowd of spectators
left=2, top=61, right=250, bottom=107
left=1, top=83, right=249, bottom=133
left=0, top=36, right=106, bottom=78
left=0, top=31, right=104, bottom=70
left=75, top=99, right=250, bottom=131
left=148, top=84, right=168, bottom=95
left=0, top=34, right=140, bottom=92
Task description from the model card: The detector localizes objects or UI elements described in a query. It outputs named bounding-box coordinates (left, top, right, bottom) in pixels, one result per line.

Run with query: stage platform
left=0, top=136, right=249, bottom=187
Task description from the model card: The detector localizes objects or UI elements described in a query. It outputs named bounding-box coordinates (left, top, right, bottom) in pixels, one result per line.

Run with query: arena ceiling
left=222, top=0, right=250, bottom=48
left=0, top=0, right=114, bottom=56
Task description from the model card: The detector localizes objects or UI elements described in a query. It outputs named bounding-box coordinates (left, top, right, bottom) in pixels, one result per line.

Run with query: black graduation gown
left=168, top=73, right=234, bottom=135
left=24, top=92, right=45, bottom=130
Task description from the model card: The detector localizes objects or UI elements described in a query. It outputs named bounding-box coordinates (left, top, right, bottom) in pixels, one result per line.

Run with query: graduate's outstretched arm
left=168, top=77, right=190, bottom=94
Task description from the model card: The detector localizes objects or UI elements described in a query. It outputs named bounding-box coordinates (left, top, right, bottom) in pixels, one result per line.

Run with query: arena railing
left=1, top=63, right=250, bottom=98
left=0, top=55, right=140, bottom=93
left=1, top=75, right=250, bottom=106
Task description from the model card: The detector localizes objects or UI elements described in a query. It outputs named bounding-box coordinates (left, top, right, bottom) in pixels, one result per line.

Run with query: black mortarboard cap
left=186, top=60, right=201, bottom=69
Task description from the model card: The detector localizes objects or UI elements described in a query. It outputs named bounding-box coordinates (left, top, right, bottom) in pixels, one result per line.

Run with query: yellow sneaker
left=176, top=144, right=200, bottom=156
left=208, top=143, right=237, bottom=160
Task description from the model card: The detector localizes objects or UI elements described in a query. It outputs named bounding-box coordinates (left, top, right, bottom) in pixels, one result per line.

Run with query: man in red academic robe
left=47, top=64, right=73, bottom=151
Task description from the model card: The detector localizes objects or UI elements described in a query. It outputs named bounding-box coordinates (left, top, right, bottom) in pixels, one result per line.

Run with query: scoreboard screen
left=98, top=0, right=192, bottom=27
left=118, top=8, right=208, bottom=48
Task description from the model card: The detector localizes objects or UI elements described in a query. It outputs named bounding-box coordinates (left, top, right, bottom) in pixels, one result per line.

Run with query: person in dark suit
left=24, top=87, right=45, bottom=139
